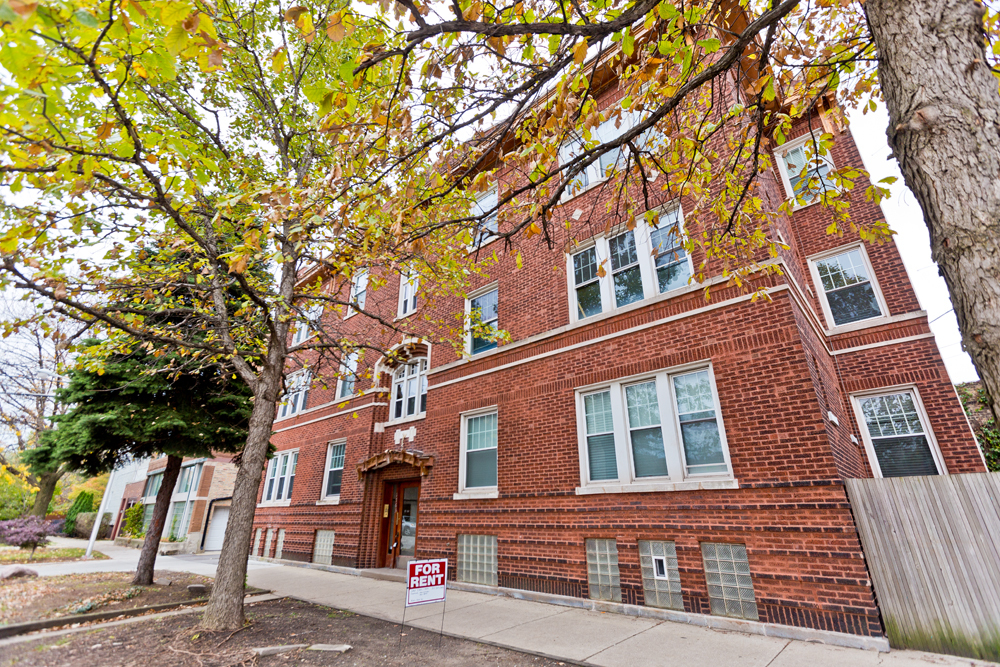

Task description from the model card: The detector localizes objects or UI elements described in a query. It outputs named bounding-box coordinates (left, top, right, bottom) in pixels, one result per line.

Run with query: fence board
left=845, top=472, right=1000, bottom=660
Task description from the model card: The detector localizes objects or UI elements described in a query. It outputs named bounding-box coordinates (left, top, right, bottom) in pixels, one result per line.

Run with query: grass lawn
left=0, top=547, right=109, bottom=565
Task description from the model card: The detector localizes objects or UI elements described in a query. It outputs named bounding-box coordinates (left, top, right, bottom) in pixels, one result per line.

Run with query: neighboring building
left=250, top=47, right=986, bottom=641
left=117, top=455, right=237, bottom=553
left=107, top=457, right=150, bottom=539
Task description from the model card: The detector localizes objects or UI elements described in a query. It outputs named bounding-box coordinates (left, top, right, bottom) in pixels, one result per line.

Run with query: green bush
left=123, top=503, right=145, bottom=537
left=63, top=491, right=94, bottom=536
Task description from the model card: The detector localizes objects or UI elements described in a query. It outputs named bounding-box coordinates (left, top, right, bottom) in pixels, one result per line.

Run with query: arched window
left=392, top=358, right=427, bottom=420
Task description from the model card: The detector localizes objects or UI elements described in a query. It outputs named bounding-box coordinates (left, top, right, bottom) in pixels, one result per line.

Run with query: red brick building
left=250, top=70, right=985, bottom=643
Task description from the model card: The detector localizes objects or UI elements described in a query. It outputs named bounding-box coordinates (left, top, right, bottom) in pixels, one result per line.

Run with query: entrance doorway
left=379, top=479, right=420, bottom=569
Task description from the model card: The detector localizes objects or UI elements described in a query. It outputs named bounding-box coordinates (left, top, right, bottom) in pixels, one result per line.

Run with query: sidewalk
left=25, top=538, right=989, bottom=667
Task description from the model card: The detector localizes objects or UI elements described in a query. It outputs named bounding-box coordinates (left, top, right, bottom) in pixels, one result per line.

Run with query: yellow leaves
left=573, top=39, right=588, bottom=66
left=228, top=256, right=248, bottom=274
left=132, top=61, right=148, bottom=79
left=95, top=122, right=115, bottom=141
left=159, top=1, right=194, bottom=26
left=271, top=47, right=287, bottom=73
left=326, top=12, right=355, bottom=42
left=464, top=1, right=482, bottom=21
left=524, top=221, right=541, bottom=239
left=164, top=25, right=189, bottom=56
left=285, top=5, right=315, bottom=41
left=8, top=0, right=37, bottom=17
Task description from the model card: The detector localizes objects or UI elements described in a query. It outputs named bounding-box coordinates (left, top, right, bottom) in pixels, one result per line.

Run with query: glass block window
left=463, top=411, right=498, bottom=488
left=702, top=542, right=758, bottom=620
left=313, top=530, right=335, bottom=565
left=586, top=538, right=622, bottom=602
left=275, top=529, right=285, bottom=560
left=858, top=391, right=939, bottom=477
left=638, top=540, right=683, bottom=610
left=253, top=528, right=262, bottom=557
left=457, top=534, right=498, bottom=586
left=263, top=528, right=274, bottom=559
left=573, top=246, right=603, bottom=319
left=584, top=390, right=618, bottom=481
left=814, top=249, right=883, bottom=326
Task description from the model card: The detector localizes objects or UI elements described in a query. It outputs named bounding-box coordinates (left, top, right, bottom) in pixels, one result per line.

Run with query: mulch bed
left=0, top=548, right=109, bottom=565
left=2, top=598, right=571, bottom=666
left=0, top=571, right=214, bottom=627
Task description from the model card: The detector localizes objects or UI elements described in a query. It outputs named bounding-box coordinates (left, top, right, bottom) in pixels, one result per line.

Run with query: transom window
left=855, top=390, right=941, bottom=478
left=398, top=273, right=419, bottom=318
left=578, top=366, right=731, bottom=489
left=324, top=441, right=346, bottom=497
left=337, top=351, right=360, bottom=399
left=264, top=450, right=298, bottom=503
left=471, top=186, right=499, bottom=246
left=568, top=207, right=692, bottom=322
left=392, top=358, right=428, bottom=420
left=277, top=370, right=310, bottom=420
left=461, top=410, right=498, bottom=490
left=810, top=247, right=884, bottom=327
left=775, top=132, right=836, bottom=205
left=346, top=268, right=368, bottom=317
left=468, top=288, right=499, bottom=355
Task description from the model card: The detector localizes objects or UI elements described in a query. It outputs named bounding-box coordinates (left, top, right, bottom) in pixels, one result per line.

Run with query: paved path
left=26, top=538, right=989, bottom=667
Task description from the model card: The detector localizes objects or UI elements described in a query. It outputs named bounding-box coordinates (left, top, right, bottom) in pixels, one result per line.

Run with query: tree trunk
left=132, top=455, right=182, bottom=586
left=200, top=385, right=279, bottom=630
left=28, top=468, right=62, bottom=517
left=865, top=0, right=1000, bottom=426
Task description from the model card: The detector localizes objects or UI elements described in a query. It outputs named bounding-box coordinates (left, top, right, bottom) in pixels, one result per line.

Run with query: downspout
left=199, top=495, right=233, bottom=552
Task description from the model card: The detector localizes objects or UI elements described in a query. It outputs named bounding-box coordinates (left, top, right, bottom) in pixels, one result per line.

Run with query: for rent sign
left=405, top=558, right=448, bottom=607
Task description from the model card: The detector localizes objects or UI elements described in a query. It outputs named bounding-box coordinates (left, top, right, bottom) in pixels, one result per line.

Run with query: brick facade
left=251, top=78, right=984, bottom=640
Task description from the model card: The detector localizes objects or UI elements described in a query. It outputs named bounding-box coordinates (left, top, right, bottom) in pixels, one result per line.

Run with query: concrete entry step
left=362, top=568, right=406, bottom=583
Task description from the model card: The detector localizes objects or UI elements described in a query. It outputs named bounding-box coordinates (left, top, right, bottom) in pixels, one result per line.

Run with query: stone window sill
left=257, top=500, right=292, bottom=508
left=453, top=489, right=499, bottom=500
left=575, top=479, right=739, bottom=495
left=316, top=496, right=341, bottom=506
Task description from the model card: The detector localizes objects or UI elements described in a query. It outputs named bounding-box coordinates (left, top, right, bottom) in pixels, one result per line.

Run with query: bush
left=0, top=516, right=59, bottom=557
left=123, top=503, right=145, bottom=537
left=63, top=491, right=93, bottom=536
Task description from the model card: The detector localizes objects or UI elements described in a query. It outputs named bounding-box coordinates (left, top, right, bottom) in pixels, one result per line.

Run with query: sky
left=846, top=106, right=979, bottom=384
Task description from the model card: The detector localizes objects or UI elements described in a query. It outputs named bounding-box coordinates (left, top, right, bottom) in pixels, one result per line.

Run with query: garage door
left=203, top=507, right=229, bottom=551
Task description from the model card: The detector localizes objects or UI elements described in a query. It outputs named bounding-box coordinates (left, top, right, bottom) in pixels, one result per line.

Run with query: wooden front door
left=378, top=479, right=420, bottom=569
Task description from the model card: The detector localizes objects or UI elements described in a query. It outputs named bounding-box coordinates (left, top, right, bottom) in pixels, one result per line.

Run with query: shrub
left=0, top=516, right=59, bottom=557
left=123, top=503, right=145, bottom=537
left=63, top=491, right=93, bottom=536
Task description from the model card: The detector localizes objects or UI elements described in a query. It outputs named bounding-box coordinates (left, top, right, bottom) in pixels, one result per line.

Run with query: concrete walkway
left=24, top=538, right=990, bottom=667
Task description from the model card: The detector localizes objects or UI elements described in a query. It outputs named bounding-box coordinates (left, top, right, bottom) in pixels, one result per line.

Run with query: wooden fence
left=845, top=472, right=1000, bottom=660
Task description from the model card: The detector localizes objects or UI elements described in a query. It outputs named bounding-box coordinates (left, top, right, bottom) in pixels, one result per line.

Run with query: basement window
left=639, top=540, right=683, bottom=611
left=457, top=534, right=498, bottom=586
left=585, top=538, right=622, bottom=602
left=313, top=530, right=335, bottom=566
left=702, top=542, right=758, bottom=621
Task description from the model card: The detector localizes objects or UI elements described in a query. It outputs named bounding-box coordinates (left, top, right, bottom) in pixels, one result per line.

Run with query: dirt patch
left=0, top=549, right=109, bottom=565
left=0, top=571, right=214, bottom=626
left=2, top=598, right=571, bottom=666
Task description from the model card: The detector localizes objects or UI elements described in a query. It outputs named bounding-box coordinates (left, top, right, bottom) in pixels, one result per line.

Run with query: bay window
left=577, top=365, right=732, bottom=493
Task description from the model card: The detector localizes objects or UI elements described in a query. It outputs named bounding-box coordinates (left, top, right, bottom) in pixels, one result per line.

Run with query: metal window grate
left=457, top=534, right=497, bottom=586
left=702, top=542, right=758, bottom=620
left=253, top=528, right=262, bottom=557
left=313, top=530, right=335, bottom=566
left=263, top=528, right=273, bottom=559
left=586, top=538, right=622, bottom=602
left=638, top=540, right=683, bottom=610
left=275, top=529, right=285, bottom=559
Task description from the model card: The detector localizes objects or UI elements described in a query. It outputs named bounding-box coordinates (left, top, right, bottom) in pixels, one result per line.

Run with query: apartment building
left=249, top=67, right=985, bottom=641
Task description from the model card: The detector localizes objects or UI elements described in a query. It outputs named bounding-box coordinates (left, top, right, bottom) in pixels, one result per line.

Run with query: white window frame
left=345, top=268, right=368, bottom=319
left=389, top=357, right=428, bottom=423
left=849, top=385, right=947, bottom=479
left=807, top=243, right=889, bottom=333
left=566, top=204, right=693, bottom=324
left=574, top=362, right=736, bottom=495
left=774, top=130, right=836, bottom=209
left=465, top=282, right=499, bottom=356
left=291, top=304, right=323, bottom=346
left=470, top=185, right=499, bottom=248
left=319, top=440, right=346, bottom=504
left=455, top=406, right=499, bottom=499
left=261, top=449, right=299, bottom=506
left=336, top=351, right=360, bottom=400
left=276, top=369, right=311, bottom=420
left=397, top=272, right=419, bottom=319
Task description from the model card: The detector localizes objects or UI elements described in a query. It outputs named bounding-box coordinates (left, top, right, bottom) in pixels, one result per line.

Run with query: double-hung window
left=263, top=450, right=298, bottom=503
left=277, top=369, right=310, bottom=420
left=346, top=269, right=368, bottom=317
left=471, top=186, right=499, bottom=247
left=391, top=358, right=427, bottom=420
left=852, top=388, right=944, bottom=478
left=398, top=273, right=419, bottom=318
left=459, top=408, right=498, bottom=494
left=324, top=441, right=346, bottom=498
left=467, top=286, right=499, bottom=355
left=291, top=304, right=323, bottom=346
left=774, top=131, right=836, bottom=206
left=577, top=365, right=732, bottom=493
left=809, top=245, right=886, bottom=329
left=143, top=472, right=163, bottom=499
left=559, top=116, right=632, bottom=198
left=568, top=206, right=692, bottom=322
left=336, top=351, right=360, bottom=399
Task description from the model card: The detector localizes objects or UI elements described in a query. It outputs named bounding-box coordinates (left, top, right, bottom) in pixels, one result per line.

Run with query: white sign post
left=401, top=558, right=449, bottom=645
